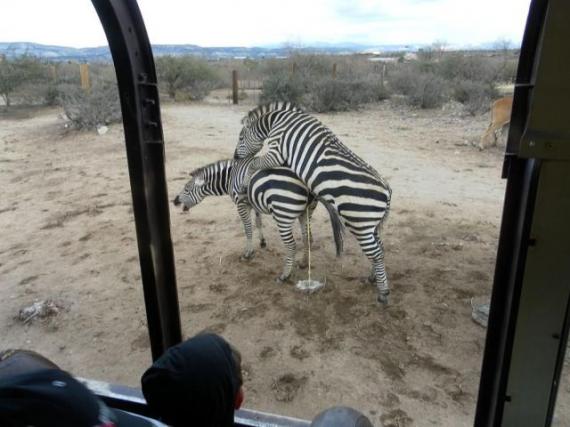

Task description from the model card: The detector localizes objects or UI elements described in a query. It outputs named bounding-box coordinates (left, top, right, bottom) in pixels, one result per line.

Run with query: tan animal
left=479, top=96, right=513, bottom=149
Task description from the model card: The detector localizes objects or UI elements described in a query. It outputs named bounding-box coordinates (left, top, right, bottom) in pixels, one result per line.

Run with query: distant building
left=367, top=56, right=399, bottom=63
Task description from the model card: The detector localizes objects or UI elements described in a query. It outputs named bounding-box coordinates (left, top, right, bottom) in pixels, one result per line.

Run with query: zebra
left=173, top=157, right=343, bottom=282
left=233, top=102, right=392, bottom=303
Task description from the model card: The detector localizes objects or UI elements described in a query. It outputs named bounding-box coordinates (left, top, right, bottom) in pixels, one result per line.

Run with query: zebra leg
left=353, top=229, right=390, bottom=304
left=255, top=211, right=267, bottom=248
left=275, top=219, right=297, bottom=283
left=368, top=225, right=381, bottom=284
left=298, top=212, right=309, bottom=269
left=236, top=202, right=255, bottom=260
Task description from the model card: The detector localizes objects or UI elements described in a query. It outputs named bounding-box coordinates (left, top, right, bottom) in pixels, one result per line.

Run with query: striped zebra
left=233, top=102, right=392, bottom=303
left=173, top=158, right=343, bottom=282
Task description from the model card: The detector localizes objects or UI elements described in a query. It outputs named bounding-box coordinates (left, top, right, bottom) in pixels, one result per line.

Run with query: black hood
left=141, top=333, right=240, bottom=427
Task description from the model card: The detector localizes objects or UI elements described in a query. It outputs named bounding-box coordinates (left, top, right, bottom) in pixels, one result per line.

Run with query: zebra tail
left=317, top=197, right=345, bottom=257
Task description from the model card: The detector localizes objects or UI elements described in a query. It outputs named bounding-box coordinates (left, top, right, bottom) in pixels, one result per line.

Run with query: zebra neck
left=256, top=110, right=290, bottom=138
left=209, top=161, right=232, bottom=196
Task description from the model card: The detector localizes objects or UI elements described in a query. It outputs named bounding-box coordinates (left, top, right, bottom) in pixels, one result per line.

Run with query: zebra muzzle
left=173, top=196, right=181, bottom=206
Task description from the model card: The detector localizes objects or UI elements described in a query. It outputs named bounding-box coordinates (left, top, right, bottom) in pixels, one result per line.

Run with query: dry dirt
left=0, top=101, right=566, bottom=426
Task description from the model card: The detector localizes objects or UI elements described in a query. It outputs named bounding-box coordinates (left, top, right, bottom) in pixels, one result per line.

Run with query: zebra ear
left=194, top=177, right=205, bottom=186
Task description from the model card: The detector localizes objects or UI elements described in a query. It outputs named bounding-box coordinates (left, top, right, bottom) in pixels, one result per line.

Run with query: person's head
left=141, top=333, right=243, bottom=427
left=311, top=406, right=375, bottom=427
left=0, top=349, right=156, bottom=427
left=0, top=349, right=60, bottom=380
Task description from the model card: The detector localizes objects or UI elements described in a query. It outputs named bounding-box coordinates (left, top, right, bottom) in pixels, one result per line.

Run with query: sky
left=0, top=0, right=532, bottom=48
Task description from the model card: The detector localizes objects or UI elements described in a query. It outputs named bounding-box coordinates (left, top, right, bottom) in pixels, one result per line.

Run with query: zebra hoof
left=260, top=239, right=267, bottom=249
left=240, top=251, right=255, bottom=261
left=276, top=275, right=290, bottom=284
left=377, top=290, right=390, bottom=305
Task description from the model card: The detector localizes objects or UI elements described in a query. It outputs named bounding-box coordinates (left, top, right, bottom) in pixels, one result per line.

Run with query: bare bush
left=59, top=83, right=121, bottom=130
left=0, top=56, right=47, bottom=107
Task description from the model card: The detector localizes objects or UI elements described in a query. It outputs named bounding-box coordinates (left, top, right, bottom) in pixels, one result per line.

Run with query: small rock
left=96, top=125, right=109, bottom=135
left=472, top=301, right=490, bottom=328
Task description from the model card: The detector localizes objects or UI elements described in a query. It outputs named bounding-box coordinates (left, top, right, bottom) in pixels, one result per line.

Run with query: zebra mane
left=241, top=102, right=303, bottom=125
left=189, top=159, right=232, bottom=178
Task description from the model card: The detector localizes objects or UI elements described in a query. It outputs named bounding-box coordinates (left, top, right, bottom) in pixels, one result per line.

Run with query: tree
left=432, top=40, right=448, bottom=60
left=0, top=56, right=46, bottom=107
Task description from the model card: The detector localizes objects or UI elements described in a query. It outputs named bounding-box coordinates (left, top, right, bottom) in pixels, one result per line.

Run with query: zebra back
left=241, top=102, right=303, bottom=126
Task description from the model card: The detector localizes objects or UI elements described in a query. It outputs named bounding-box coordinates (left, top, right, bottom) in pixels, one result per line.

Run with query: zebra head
left=173, top=174, right=207, bottom=212
left=233, top=124, right=264, bottom=159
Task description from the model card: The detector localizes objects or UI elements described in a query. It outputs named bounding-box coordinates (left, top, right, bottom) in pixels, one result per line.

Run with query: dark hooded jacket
left=141, top=333, right=241, bottom=427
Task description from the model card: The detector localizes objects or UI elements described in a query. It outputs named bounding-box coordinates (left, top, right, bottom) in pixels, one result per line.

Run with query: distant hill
left=0, top=41, right=421, bottom=61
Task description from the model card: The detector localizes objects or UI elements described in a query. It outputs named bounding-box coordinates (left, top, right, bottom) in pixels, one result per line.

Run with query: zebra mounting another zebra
left=233, top=102, right=392, bottom=304
left=173, top=157, right=343, bottom=282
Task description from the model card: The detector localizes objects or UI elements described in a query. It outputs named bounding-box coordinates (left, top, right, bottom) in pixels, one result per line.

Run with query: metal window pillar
left=475, top=0, right=570, bottom=426
left=91, top=0, right=182, bottom=361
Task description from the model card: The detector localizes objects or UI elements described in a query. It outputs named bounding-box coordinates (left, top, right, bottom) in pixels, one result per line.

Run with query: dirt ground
left=0, top=100, right=567, bottom=426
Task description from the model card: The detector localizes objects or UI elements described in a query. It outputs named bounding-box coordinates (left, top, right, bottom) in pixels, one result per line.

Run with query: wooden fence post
left=332, top=63, right=337, bottom=79
left=49, top=64, right=57, bottom=82
left=380, top=63, right=386, bottom=88
left=290, top=62, right=297, bottom=76
left=79, top=63, right=91, bottom=91
left=232, top=70, right=239, bottom=105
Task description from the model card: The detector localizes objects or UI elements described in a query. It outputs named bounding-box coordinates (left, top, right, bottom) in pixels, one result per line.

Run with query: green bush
left=260, top=72, right=305, bottom=104
left=407, top=73, right=447, bottom=109
left=156, top=55, right=222, bottom=101
left=390, top=66, right=447, bottom=109
left=260, top=52, right=390, bottom=113
left=437, top=54, right=500, bottom=84
left=309, top=78, right=389, bottom=112
left=452, top=79, right=498, bottom=114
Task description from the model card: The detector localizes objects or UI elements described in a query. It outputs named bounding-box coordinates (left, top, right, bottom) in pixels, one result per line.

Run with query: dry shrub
left=59, top=82, right=121, bottom=130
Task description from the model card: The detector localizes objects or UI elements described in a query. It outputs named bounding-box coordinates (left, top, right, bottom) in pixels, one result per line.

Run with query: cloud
left=332, top=0, right=393, bottom=23
left=0, top=0, right=531, bottom=48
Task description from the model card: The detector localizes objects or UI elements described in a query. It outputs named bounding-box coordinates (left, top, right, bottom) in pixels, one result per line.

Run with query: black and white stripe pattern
left=173, top=159, right=265, bottom=260
left=174, top=158, right=342, bottom=282
left=233, top=102, right=393, bottom=303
